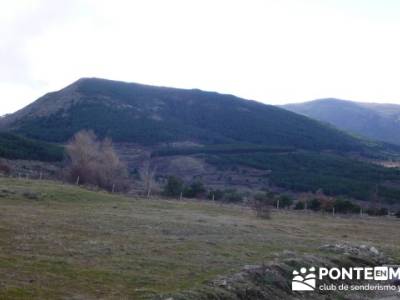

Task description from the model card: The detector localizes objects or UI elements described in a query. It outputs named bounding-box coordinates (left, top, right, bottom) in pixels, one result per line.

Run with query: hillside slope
left=0, top=78, right=365, bottom=152
left=282, top=98, right=400, bottom=145
left=0, top=132, right=63, bottom=162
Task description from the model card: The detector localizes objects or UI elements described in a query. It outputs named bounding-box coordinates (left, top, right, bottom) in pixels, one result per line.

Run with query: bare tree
left=0, top=159, right=11, bottom=176
left=250, top=199, right=271, bottom=219
left=65, top=130, right=129, bottom=191
left=139, top=160, right=157, bottom=199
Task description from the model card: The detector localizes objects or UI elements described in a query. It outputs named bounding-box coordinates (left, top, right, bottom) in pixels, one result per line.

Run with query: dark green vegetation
left=208, top=151, right=400, bottom=202
left=282, top=98, right=400, bottom=145
left=156, top=144, right=400, bottom=203
left=2, top=78, right=366, bottom=152
left=0, top=178, right=399, bottom=299
left=152, top=144, right=295, bottom=157
left=0, top=132, right=63, bottom=162
left=163, top=176, right=207, bottom=199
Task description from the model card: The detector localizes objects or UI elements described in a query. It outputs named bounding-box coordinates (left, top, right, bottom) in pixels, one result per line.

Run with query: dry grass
left=0, top=177, right=399, bottom=299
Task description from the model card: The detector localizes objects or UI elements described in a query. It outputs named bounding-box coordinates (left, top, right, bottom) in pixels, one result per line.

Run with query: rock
left=281, top=250, right=296, bottom=257
left=243, top=265, right=260, bottom=271
left=370, top=246, right=379, bottom=255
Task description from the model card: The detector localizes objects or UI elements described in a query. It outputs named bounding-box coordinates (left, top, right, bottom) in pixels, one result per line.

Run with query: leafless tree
left=250, top=199, right=272, bottom=219
left=139, top=160, right=157, bottom=199
left=0, top=159, right=11, bottom=176
left=65, top=130, right=129, bottom=191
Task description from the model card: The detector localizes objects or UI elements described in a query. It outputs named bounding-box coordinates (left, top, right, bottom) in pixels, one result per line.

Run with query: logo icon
left=292, top=267, right=316, bottom=291
left=374, top=267, right=389, bottom=281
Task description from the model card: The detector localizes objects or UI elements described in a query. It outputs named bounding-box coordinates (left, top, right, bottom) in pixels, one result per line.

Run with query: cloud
left=1, top=0, right=400, bottom=115
left=0, top=0, right=86, bottom=83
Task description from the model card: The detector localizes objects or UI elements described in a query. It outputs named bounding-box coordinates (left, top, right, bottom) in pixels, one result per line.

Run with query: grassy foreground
left=0, top=178, right=399, bottom=299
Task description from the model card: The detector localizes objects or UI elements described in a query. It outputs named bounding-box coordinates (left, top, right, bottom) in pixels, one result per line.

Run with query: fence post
left=76, top=176, right=80, bottom=185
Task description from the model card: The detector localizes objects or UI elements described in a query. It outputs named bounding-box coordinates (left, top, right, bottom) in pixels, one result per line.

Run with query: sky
left=1, top=0, right=400, bottom=115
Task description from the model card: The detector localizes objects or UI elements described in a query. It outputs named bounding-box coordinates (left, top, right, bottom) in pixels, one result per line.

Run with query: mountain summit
left=0, top=78, right=363, bottom=152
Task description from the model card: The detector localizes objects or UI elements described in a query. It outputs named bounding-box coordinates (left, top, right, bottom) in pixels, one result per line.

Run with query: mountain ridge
left=0, top=78, right=366, bottom=152
left=282, top=98, right=400, bottom=145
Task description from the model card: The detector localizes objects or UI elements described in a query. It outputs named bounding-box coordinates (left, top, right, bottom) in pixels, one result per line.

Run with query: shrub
left=294, top=201, right=305, bottom=210
left=395, top=210, right=400, bottom=218
left=223, top=189, right=243, bottom=203
left=254, top=191, right=275, bottom=205
left=275, top=195, right=293, bottom=208
left=309, top=198, right=322, bottom=211
left=163, top=176, right=184, bottom=197
left=183, top=181, right=206, bottom=198
left=366, top=207, right=388, bottom=216
left=333, top=198, right=360, bottom=214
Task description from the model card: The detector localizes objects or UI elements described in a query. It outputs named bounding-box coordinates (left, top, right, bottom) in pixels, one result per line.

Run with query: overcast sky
left=1, top=0, right=400, bottom=115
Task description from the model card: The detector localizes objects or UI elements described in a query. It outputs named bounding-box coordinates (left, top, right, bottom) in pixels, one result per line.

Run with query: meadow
left=0, top=177, right=399, bottom=299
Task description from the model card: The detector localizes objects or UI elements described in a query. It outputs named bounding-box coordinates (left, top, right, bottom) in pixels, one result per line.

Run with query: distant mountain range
left=282, top=98, right=400, bottom=145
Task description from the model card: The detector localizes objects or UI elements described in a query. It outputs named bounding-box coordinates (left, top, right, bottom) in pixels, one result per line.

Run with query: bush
left=254, top=191, right=275, bottom=204
left=163, top=176, right=184, bottom=197
left=183, top=181, right=206, bottom=198
left=366, top=207, right=388, bottom=216
left=275, top=195, right=293, bottom=208
left=294, top=201, right=305, bottom=210
left=223, top=189, right=243, bottom=203
left=309, top=198, right=321, bottom=211
left=333, top=198, right=360, bottom=214
left=395, top=211, right=400, bottom=218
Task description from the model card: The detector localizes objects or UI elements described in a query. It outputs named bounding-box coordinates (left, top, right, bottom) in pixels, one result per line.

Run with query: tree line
left=3, top=129, right=398, bottom=219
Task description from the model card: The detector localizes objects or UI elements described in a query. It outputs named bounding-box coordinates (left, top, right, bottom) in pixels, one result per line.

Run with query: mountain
left=0, top=78, right=366, bottom=152
left=282, top=98, right=400, bottom=145
left=0, top=132, right=63, bottom=162
left=2, top=78, right=400, bottom=203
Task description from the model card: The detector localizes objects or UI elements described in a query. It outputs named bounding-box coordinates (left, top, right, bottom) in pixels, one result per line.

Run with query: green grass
left=0, top=177, right=399, bottom=299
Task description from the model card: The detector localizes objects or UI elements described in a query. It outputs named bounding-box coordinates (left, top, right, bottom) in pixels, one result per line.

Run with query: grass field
left=0, top=177, right=399, bottom=299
